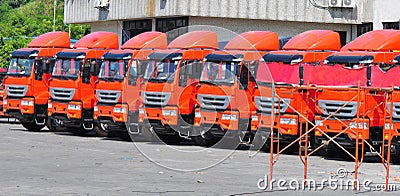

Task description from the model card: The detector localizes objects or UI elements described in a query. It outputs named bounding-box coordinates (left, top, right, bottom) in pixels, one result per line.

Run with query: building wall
left=64, top=0, right=368, bottom=24
left=372, top=0, right=400, bottom=29
left=190, top=17, right=356, bottom=44
left=90, top=21, right=124, bottom=44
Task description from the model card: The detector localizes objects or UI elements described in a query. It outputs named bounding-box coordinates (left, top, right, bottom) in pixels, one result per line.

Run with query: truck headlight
left=315, top=120, right=323, bottom=126
left=280, top=118, right=296, bottom=125
left=48, top=102, right=52, bottom=109
left=68, top=104, right=81, bottom=111
left=385, top=123, right=393, bottom=130
left=162, top=109, right=177, bottom=116
left=195, top=111, right=201, bottom=118
left=113, top=107, right=127, bottom=114
left=94, top=106, right=98, bottom=112
left=139, top=108, right=145, bottom=114
left=3, top=99, right=7, bottom=105
left=221, top=114, right=237, bottom=121
left=251, top=115, right=258, bottom=121
left=21, top=100, right=34, bottom=106
left=349, top=122, right=368, bottom=129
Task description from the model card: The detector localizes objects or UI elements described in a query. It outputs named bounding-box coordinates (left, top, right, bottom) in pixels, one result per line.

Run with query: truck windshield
left=99, top=59, right=127, bottom=81
left=143, top=60, right=179, bottom=82
left=7, top=57, right=34, bottom=77
left=52, top=58, right=82, bottom=80
left=200, top=61, right=237, bottom=85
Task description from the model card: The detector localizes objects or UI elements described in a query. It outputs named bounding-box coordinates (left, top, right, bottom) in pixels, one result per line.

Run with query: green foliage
left=0, top=0, right=91, bottom=68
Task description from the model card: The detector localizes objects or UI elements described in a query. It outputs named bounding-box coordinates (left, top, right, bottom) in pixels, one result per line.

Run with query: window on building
left=357, top=23, right=373, bottom=36
left=383, top=22, right=400, bottom=30
left=156, top=17, right=189, bottom=42
left=122, top=19, right=152, bottom=44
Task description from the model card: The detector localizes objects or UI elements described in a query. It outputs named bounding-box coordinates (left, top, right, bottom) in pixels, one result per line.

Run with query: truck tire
left=46, top=119, right=57, bottom=132
left=93, top=124, right=109, bottom=137
left=156, top=134, right=181, bottom=145
left=21, top=122, right=45, bottom=131
left=69, top=126, right=91, bottom=136
left=191, top=135, right=218, bottom=147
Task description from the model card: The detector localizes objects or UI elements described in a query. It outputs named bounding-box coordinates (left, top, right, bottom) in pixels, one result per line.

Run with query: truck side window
left=189, top=61, right=203, bottom=79
left=128, top=60, right=138, bottom=86
left=249, top=61, right=258, bottom=82
left=137, top=60, right=148, bottom=76
left=82, top=59, right=92, bottom=83
left=178, top=61, right=191, bottom=86
left=34, top=59, right=43, bottom=81
left=90, top=59, right=101, bottom=76
left=44, top=58, right=55, bottom=74
left=240, top=63, right=249, bottom=90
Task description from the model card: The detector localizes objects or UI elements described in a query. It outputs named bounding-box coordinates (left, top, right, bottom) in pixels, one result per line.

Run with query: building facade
left=64, top=0, right=400, bottom=45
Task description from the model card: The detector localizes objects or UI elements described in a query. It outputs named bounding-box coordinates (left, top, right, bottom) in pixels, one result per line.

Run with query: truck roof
left=168, top=31, right=218, bottom=50
left=73, top=31, right=119, bottom=49
left=224, top=31, right=279, bottom=51
left=121, top=32, right=167, bottom=50
left=282, top=30, right=341, bottom=51
left=205, top=50, right=264, bottom=61
left=341, top=30, right=400, bottom=52
left=28, top=31, right=70, bottom=48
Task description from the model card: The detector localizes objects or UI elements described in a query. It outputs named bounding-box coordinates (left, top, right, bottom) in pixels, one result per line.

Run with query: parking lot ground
left=1, top=120, right=400, bottom=195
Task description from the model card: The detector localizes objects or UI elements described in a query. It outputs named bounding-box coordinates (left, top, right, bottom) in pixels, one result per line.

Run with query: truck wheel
left=46, top=119, right=57, bottom=132
left=156, top=134, right=181, bottom=145
left=191, top=135, right=218, bottom=147
left=21, top=122, right=45, bottom=131
left=69, top=126, right=91, bottom=136
left=383, top=144, right=400, bottom=164
left=93, top=124, right=109, bottom=137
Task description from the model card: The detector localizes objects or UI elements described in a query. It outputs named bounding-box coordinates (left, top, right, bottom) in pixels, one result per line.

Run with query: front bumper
left=193, top=108, right=240, bottom=131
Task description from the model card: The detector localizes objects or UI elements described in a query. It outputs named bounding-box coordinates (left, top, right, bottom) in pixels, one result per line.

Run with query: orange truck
left=3, top=32, right=70, bottom=130
left=93, top=32, right=167, bottom=138
left=192, top=31, right=279, bottom=147
left=47, top=32, right=118, bottom=134
left=313, top=30, right=400, bottom=158
left=251, top=30, right=341, bottom=152
left=138, top=31, right=218, bottom=143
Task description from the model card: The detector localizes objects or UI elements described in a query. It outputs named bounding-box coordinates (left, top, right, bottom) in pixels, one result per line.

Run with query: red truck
left=93, top=32, right=167, bottom=139
left=3, top=32, right=70, bottom=130
left=313, top=30, right=400, bottom=159
left=138, top=31, right=218, bottom=143
left=47, top=32, right=118, bottom=134
left=192, top=31, right=279, bottom=147
left=252, top=30, right=341, bottom=152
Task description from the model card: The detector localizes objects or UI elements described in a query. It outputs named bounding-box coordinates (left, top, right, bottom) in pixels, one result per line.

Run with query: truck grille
left=142, top=91, right=171, bottom=107
left=198, top=94, right=231, bottom=110
left=318, top=100, right=357, bottom=118
left=96, top=90, right=121, bottom=104
left=5, top=85, right=28, bottom=97
left=254, top=96, right=290, bottom=114
left=388, top=102, right=400, bottom=119
left=50, top=88, right=75, bottom=101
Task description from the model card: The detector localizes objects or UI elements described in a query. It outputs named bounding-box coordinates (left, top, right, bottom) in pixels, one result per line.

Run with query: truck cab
left=93, top=32, right=167, bottom=139
left=47, top=32, right=118, bottom=134
left=313, top=30, right=400, bottom=158
left=138, top=31, right=218, bottom=144
left=192, top=31, right=279, bottom=147
left=252, top=30, right=341, bottom=152
left=3, top=32, right=70, bottom=130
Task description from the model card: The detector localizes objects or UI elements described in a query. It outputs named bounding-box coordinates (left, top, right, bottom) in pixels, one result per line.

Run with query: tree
left=0, top=0, right=91, bottom=68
